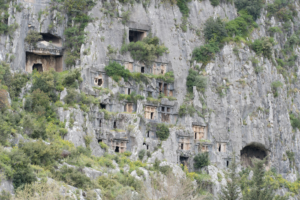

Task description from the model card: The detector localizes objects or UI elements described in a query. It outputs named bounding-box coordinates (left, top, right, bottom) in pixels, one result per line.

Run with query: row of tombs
left=24, top=24, right=160, bottom=73
left=91, top=110, right=270, bottom=170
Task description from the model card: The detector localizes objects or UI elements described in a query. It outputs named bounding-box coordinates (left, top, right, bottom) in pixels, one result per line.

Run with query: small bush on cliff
left=138, top=149, right=146, bottom=160
left=204, top=17, right=227, bottom=43
left=209, top=0, right=220, bottom=7
left=105, top=62, right=131, bottom=82
left=55, top=165, right=93, bottom=189
left=24, top=30, right=42, bottom=47
left=192, top=42, right=220, bottom=64
left=121, top=36, right=168, bottom=66
left=225, top=11, right=257, bottom=38
left=19, top=140, right=62, bottom=168
left=235, top=0, right=264, bottom=20
left=194, top=152, right=210, bottom=169
left=271, top=81, right=283, bottom=97
left=251, top=37, right=275, bottom=59
left=186, top=69, right=207, bottom=93
left=156, top=123, right=170, bottom=141
left=289, top=113, right=300, bottom=130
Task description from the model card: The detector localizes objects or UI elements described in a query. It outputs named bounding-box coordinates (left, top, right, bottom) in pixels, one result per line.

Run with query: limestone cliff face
left=2, top=0, right=300, bottom=190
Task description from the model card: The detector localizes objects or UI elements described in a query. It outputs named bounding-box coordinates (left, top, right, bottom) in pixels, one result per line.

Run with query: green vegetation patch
left=156, top=123, right=170, bottom=141
left=121, top=36, right=168, bottom=66
left=194, top=152, right=210, bottom=169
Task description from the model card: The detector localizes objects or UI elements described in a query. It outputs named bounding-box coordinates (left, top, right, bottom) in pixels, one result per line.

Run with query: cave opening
left=141, top=67, right=145, bottom=73
left=115, top=146, right=119, bottom=153
left=32, top=63, right=43, bottom=72
left=100, top=103, right=106, bottom=109
left=41, top=33, right=62, bottom=46
left=98, top=139, right=102, bottom=143
left=180, top=156, right=188, bottom=167
left=241, top=143, right=268, bottom=167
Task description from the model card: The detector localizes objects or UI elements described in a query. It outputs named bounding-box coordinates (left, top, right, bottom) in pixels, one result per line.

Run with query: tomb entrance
left=129, top=30, right=147, bottom=42
left=32, top=63, right=43, bottom=72
left=180, top=156, right=189, bottom=167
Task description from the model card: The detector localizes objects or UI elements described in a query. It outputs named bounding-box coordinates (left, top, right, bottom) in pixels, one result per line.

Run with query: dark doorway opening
left=98, top=79, right=103, bottom=86
left=195, top=133, right=197, bottom=140
left=150, top=112, right=154, bottom=119
left=141, top=67, right=145, bottom=73
left=161, top=107, right=165, bottom=112
left=98, top=139, right=102, bottom=143
left=128, top=88, right=131, bottom=95
left=99, top=119, right=102, bottom=127
left=32, top=64, right=43, bottom=72
left=164, top=83, right=168, bottom=96
left=227, top=160, right=229, bottom=167
left=218, top=145, right=221, bottom=152
left=241, top=143, right=268, bottom=167
left=100, top=103, right=106, bottom=109
left=129, top=30, right=145, bottom=42
left=115, top=146, right=119, bottom=153
left=181, top=143, right=184, bottom=150
left=147, top=131, right=150, bottom=137
left=180, top=156, right=188, bottom=167
left=147, top=145, right=149, bottom=150
left=113, top=121, right=117, bottom=129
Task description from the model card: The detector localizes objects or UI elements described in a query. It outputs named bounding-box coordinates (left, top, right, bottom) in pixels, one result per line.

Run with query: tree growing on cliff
left=243, top=158, right=287, bottom=200
left=218, top=153, right=240, bottom=200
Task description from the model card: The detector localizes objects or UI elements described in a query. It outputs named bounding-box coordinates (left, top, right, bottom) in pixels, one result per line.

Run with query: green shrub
left=271, top=81, right=283, bottom=97
left=289, top=113, right=300, bottom=130
left=100, top=142, right=108, bottom=151
left=31, top=70, right=58, bottom=102
left=159, top=165, right=172, bottom=175
left=225, top=11, right=256, bottom=38
left=121, top=36, right=168, bottom=66
left=25, top=30, right=42, bottom=47
left=204, top=17, right=227, bottom=43
left=63, top=0, right=94, bottom=66
left=118, top=91, right=144, bottom=103
left=156, top=123, right=170, bottom=141
left=176, top=0, right=192, bottom=16
left=235, top=0, right=264, bottom=20
left=22, top=115, right=47, bottom=139
left=286, top=150, right=295, bottom=166
left=105, top=62, right=131, bottom=82
left=192, top=42, right=220, bottom=64
left=178, top=104, right=196, bottom=117
left=138, top=149, right=146, bottom=160
left=186, top=69, right=207, bottom=93
left=194, top=152, right=210, bottom=169
left=268, top=26, right=282, bottom=36
left=62, top=69, right=81, bottom=88
left=266, top=0, right=293, bottom=22
left=55, top=165, right=93, bottom=189
left=9, top=149, right=37, bottom=189
left=20, top=139, right=61, bottom=168
left=209, top=0, right=219, bottom=6
left=250, top=37, right=275, bottom=59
